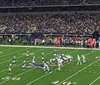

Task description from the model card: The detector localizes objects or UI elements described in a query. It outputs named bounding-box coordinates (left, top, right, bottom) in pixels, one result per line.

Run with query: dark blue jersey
left=53, top=50, right=57, bottom=54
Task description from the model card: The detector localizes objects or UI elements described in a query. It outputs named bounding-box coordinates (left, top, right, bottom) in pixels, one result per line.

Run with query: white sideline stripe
left=0, top=49, right=77, bottom=85
left=26, top=50, right=95, bottom=85
left=0, top=48, right=43, bottom=65
left=0, top=45, right=100, bottom=50
left=89, top=76, right=100, bottom=85
left=57, top=58, right=99, bottom=84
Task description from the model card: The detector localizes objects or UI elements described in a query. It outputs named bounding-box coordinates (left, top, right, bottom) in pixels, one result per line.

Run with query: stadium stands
left=0, top=0, right=99, bottom=7
left=0, top=13, right=100, bottom=34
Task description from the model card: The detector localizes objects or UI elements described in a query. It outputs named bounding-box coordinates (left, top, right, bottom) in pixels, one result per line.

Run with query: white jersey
left=82, top=55, right=85, bottom=60
left=57, top=58, right=63, bottom=71
left=32, top=57, right=35, bottom=63
left=77, top=55, right=82, bottom=65
left=67, top=55, right=73, bottom=61
left=57, top=58, right=63, bottom=65
left=82, top=54, right=86, bottom=63
left=44, top=63, right=50, bottom=72
left=26, top=53, right=29, bottom=57
left=77, top=55, right=81, bottom=61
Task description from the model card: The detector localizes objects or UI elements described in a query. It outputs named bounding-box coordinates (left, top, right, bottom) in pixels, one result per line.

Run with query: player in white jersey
left=26, top=51, right=30, bottom=59
left=22, top=61, right=26, bottom=71
left=12, top=56, right=16, bottom=65
left=67, top=55, right=73, bottom=62
left=41, top=52, right=44, bottom=61
left=43, top=62, right=50, bottom=73
left=32, top=56, right=35, bottom=64
left=57, top=58, right=63, bottom=71
left=77, top=55, right=82, bottom=65
left=81, top=54, right=86, bottom=63
left=8, top=64, right=12, bottom=74
left=62, top=55, right=68, bottom=63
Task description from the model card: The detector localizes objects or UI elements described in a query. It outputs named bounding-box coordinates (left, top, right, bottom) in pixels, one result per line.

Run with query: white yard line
left=0, top=47, right=29, bottom=59
left=0, top=47, right=14, bottom=53
left=26, top=50, right=95, bottom=85
left=1, top=49, right=76, bottom=72
left=0, top=48, right=43, bottom=65
left=0, top=49, right=61, bottom=72
left=0, top=49, right=77, bottom=85
left=57, top=56, right=99, bottom=85
left=0, top=49, right=44, bottom=72
left=89, top=76, right=100, bottom=85
left=0, top=45, right=100, bottom=50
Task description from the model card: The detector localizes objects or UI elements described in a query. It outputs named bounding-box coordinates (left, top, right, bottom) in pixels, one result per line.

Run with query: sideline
left=0, top=45, right=100, bottom=50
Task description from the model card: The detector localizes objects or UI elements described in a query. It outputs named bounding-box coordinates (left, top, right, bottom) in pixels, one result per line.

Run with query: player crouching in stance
left=43, top=62, right=50, bottom=73
left=57, top=57, right=63, bottom=71
left=61, top=54, right=73, bottom=63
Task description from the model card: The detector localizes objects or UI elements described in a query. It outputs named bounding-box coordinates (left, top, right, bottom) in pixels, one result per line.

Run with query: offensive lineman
left=57, top=58, right=63, bottom=71
left=43, top=62, right=50, bottom=73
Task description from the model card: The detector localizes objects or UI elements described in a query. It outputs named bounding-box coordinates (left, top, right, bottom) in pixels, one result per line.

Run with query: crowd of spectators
left=0, top=0, right=99, bottom=7
left=0, top=13, right=100, bottom=34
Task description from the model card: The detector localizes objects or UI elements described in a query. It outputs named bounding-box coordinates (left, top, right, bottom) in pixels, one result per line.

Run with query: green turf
left=0, top=46, right=100, bottom=85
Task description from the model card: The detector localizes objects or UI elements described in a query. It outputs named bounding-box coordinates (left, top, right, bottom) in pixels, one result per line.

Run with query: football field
left=0, top=45, right=100, bottom=85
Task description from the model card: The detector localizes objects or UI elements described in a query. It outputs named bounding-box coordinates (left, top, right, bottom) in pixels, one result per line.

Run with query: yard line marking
left=0, top=49, right=77, bottom=85
left=89, top=76, right=100, bottom=85
left=0, top=49, right=43, bottom=65
left=1, top=48, right=75, bottom=72
left=26, top=51, right=94, bottom=85
left=26, top=60, right=77, bottom=85
left=0, top=48, right=61, bottom=72
left=0, top=47, right=14, bottom=53
left=0, top=47, right=29, bottom=59
left=0, top=49, right=44, bottom=72
left=0, top=48, right=43, bottom=65
left=26, top=50, right=95, bottom=85
left=57, top=59, right=99, bottom=84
